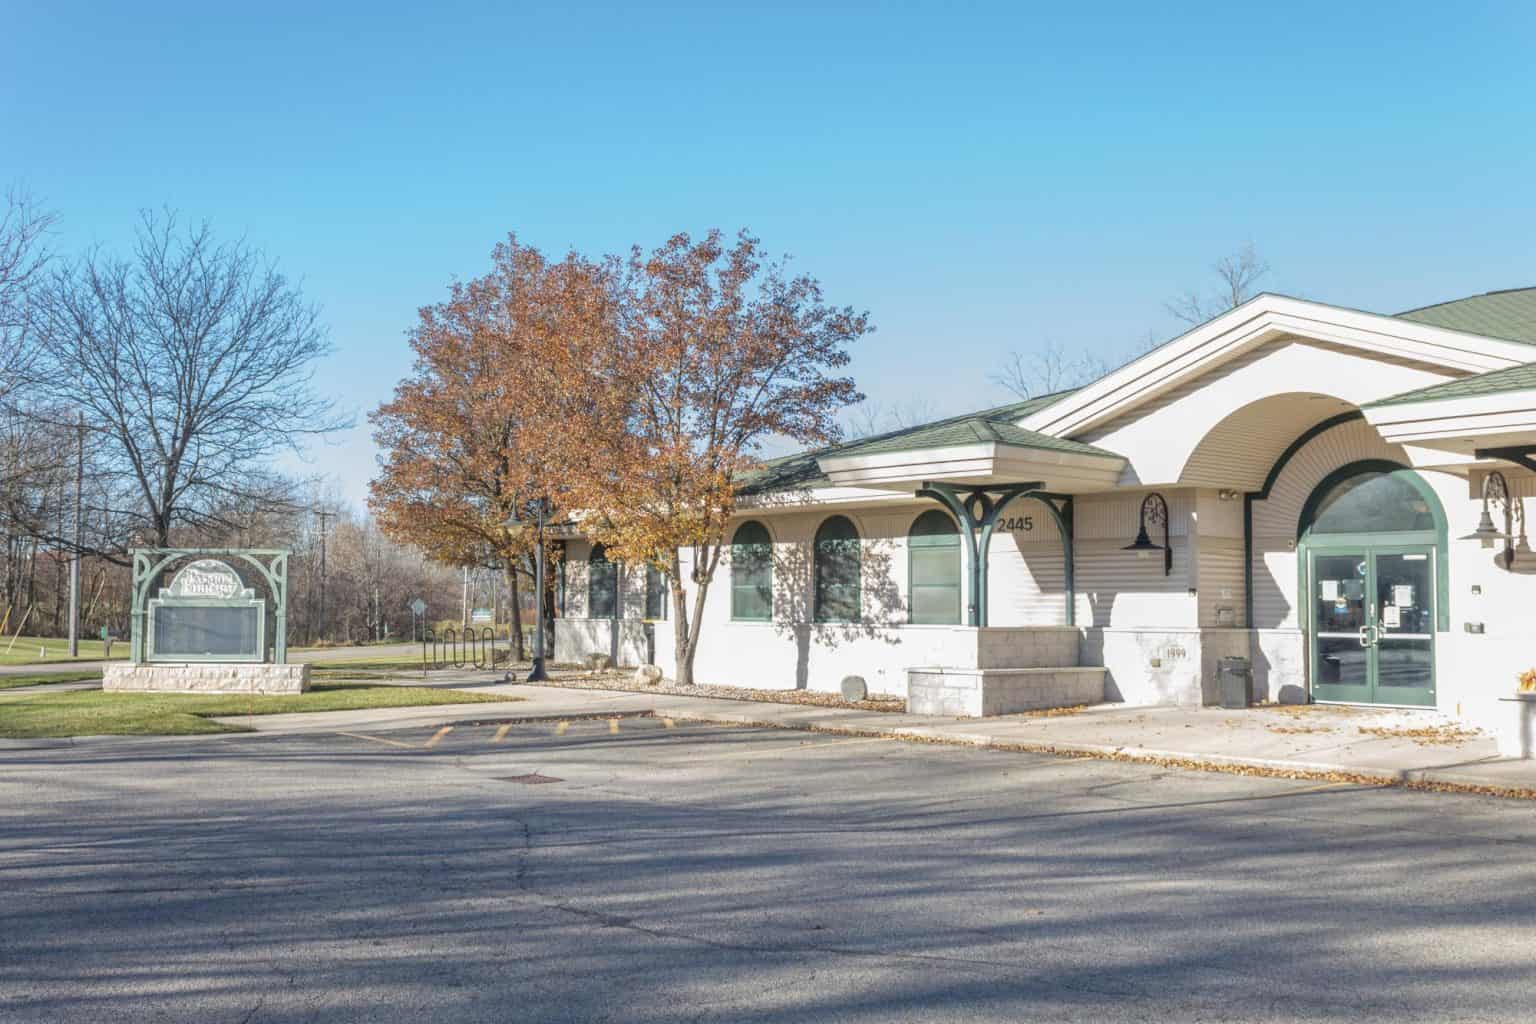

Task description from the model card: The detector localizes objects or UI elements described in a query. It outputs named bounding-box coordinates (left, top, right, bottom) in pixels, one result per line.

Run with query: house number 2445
left=999, top=516, right=1034, bottom=532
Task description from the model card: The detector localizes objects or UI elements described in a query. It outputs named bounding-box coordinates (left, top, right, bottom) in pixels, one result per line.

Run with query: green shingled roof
left=1394, top=287, right=1536, bottom=345
left=738, top=390, right=1117, bottom=495
left=1368, top=361, right=1536, bottom=408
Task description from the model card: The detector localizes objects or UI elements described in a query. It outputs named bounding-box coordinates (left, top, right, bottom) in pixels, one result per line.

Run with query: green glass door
left=1309, top=547, right=1435, bottom=706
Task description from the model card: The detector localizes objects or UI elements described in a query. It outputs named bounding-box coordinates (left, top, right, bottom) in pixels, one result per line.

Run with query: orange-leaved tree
left=540, top=230, right=870, bottom=685
left=369, top=237, right=604, bottom=656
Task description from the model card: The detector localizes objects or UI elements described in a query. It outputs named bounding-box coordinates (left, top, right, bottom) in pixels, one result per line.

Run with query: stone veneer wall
left=104, top=662, right=310, bottom=695
left=908, top=667, right=1105, bottom=717
left=975, top=627, right=1081, bottom=669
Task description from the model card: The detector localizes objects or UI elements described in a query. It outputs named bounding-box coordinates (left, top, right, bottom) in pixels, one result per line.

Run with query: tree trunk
left=505, top=564, right=525, bottom=662
left=669, top=546, right=716, bottom=687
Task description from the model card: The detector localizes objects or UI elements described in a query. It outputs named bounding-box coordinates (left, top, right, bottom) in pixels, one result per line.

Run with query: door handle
left=1358, top=624, right=1378, bottom=648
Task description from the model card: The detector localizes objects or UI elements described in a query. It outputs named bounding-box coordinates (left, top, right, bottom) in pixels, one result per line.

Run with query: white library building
left=554, top=288, right=1536, bottom=741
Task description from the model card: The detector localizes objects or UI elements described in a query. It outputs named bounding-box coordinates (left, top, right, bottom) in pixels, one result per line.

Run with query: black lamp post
left=1459, top=470, right=1518, bottom=569
left=506, top=498, right=551, bottom=682
left=1123, top=492, right=1172, bottom=576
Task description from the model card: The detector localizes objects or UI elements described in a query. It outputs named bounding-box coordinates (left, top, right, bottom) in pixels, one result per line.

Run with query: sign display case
left=147, top=559, right=264, bottom=662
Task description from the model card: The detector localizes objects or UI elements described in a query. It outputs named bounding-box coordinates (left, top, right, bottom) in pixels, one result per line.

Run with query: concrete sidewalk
left=9, top=674, right=1534, bottom=796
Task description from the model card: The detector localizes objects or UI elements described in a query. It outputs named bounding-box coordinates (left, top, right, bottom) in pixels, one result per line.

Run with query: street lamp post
left=506, top=498, right=550, bottom=682
left=314, top=508, right=334, bottom=643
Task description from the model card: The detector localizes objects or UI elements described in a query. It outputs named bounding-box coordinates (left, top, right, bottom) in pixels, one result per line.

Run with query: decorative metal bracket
left=1461, top=470, right=1524, bottom=569
left=915, top=481, right=1075, bottom=627
left=1476, top=446, right=1536, bottom=474
left=1123, top=492, right=1172, bottom=576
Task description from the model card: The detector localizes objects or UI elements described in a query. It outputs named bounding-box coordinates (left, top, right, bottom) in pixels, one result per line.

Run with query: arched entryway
left=1298, top=460, right=1446, bottom=707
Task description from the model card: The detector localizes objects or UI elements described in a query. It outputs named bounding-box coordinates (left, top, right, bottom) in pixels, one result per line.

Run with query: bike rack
left=421, top=627, right=501, bottom=671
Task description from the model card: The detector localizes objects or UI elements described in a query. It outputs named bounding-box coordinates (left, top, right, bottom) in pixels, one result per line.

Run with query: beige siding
left=1197, top=537, right=1245, bottom=627
left=559, top=538, right=653, bottom=622
left=988, top=538, right=1069, bottom=626
left=1075, top=539, right=1194, bottom=628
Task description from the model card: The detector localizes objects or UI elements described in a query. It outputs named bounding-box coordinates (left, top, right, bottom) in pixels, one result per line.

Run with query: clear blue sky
left=6, top=1, right=1534, bottom=508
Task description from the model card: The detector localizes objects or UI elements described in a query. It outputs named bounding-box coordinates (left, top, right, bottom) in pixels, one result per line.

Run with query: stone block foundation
left=104, top=662, right=311, bottom=695
left=907, top=666, right=1107, bottom=717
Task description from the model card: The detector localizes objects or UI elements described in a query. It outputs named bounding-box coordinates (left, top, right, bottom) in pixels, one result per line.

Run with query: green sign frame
left=129, top=548, right=291, bottom=665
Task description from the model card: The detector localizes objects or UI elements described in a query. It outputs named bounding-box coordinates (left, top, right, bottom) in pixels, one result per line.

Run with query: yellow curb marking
left=492, top=723, right=513, bottom=743
left=555, top=720, right=570, bottom=735
left=609, top=718, right=620, bottom=734
left=335, top=731, right=416, bottom=750
left=424, top=726, right=453, bottom=748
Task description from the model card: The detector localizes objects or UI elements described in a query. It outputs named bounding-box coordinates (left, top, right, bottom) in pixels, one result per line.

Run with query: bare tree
left=989, top=341, right=1110, bottom=401
left=0, top=188, right=57, bottom=404
left=844, top=395, right=941, bottom=439
left=33, top=211, right=348, bottom=548
left=1166, top=243, right=1270, bottom=327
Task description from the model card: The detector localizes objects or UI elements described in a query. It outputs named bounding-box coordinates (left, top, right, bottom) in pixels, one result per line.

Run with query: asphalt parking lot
left=3, top=716, right=1535, bottom=1023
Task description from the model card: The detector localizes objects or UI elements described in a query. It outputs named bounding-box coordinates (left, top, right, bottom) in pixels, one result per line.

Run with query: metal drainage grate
left=499, top=773, right=563, bottom=785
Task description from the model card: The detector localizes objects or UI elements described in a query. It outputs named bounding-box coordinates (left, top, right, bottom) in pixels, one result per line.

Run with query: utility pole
left=315, top=509, right=334, bottom=643
left=461, top=565, right=469, bottom=630
left=67, top=412, right=83, bottom=658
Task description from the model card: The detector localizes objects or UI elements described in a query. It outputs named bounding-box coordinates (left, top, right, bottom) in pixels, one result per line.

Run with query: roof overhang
left=1020, top=294, right=1536, bottom=440
left=1364, top=388, right=1536, bottom=455
left=815, top=441, right=1127, bottom=491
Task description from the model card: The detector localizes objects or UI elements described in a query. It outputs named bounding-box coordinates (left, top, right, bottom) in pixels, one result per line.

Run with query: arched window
left=730, top=521, right=773, bottom=621
left=814, top=516, right=861, bottom=622
left=587, top=544, right=616, bottom=619
left=1307, top=470, right=1437, bottom=534
left=644, top=564, right=668, bottom=620
left=908, top=509, right=961, bottom=624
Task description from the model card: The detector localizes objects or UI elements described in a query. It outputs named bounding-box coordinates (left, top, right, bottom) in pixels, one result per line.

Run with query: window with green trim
left=644, top=564, right=668, bottom=620
left=730, top=521, right=773, bottom=621
left=908, top=509, right=961, bottom=624
left=1310, top=471, right=1436, bottom=534
left=814, top=516, right=861, bottom=622
left=587, top=544, right=616, bottom=619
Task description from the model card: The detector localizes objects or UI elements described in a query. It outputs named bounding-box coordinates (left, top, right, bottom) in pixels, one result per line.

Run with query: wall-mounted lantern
left=1123, top=492, right=1172, bottom=576
left=1459, top=470, right=1522, bottom=570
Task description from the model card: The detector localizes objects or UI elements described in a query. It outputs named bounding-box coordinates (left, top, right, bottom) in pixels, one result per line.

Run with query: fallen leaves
left=1356, top=724, right=1482, bottom=747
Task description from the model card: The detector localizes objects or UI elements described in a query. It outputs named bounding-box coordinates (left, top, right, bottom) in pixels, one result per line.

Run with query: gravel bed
left=527, top=669, right=907, bottom=713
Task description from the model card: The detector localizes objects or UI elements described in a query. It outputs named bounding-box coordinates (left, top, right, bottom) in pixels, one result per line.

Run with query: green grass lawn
left=310, top=657, right=433, bottom=672
left=0, top=669, right=103, bottom=690
left=0, top=636, right=126, bottom=666
left=0, top=682, right=514, bottom=739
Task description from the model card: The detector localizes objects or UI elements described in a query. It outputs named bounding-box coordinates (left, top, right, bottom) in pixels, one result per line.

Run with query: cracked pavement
left=3, top=716, right=1535, bottom=1022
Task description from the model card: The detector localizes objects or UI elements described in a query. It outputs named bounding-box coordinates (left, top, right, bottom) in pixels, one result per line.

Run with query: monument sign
left=105, top=548, right=309, bottom=695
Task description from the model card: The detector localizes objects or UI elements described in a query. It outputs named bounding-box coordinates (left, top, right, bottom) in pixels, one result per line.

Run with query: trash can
left=1218, top=656, right=1252, bottom=709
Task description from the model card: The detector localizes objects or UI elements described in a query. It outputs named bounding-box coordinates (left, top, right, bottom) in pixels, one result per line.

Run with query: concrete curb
left=664, top=707, right=1536, bottom=800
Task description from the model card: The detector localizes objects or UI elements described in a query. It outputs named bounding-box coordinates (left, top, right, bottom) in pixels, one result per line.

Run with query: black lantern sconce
left=1459, top=470, right=1523, bottom=570
left=1123, top=491, right=1172, bottom=576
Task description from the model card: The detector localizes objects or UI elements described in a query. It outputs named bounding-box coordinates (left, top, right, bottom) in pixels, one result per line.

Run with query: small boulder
left=840, top=675, right=868, bottom=701
left=634, top=664, right=664, bottom=686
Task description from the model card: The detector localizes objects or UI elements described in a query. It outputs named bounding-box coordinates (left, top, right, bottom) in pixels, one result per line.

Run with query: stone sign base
left=104, top=662, right=310, bottom=695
